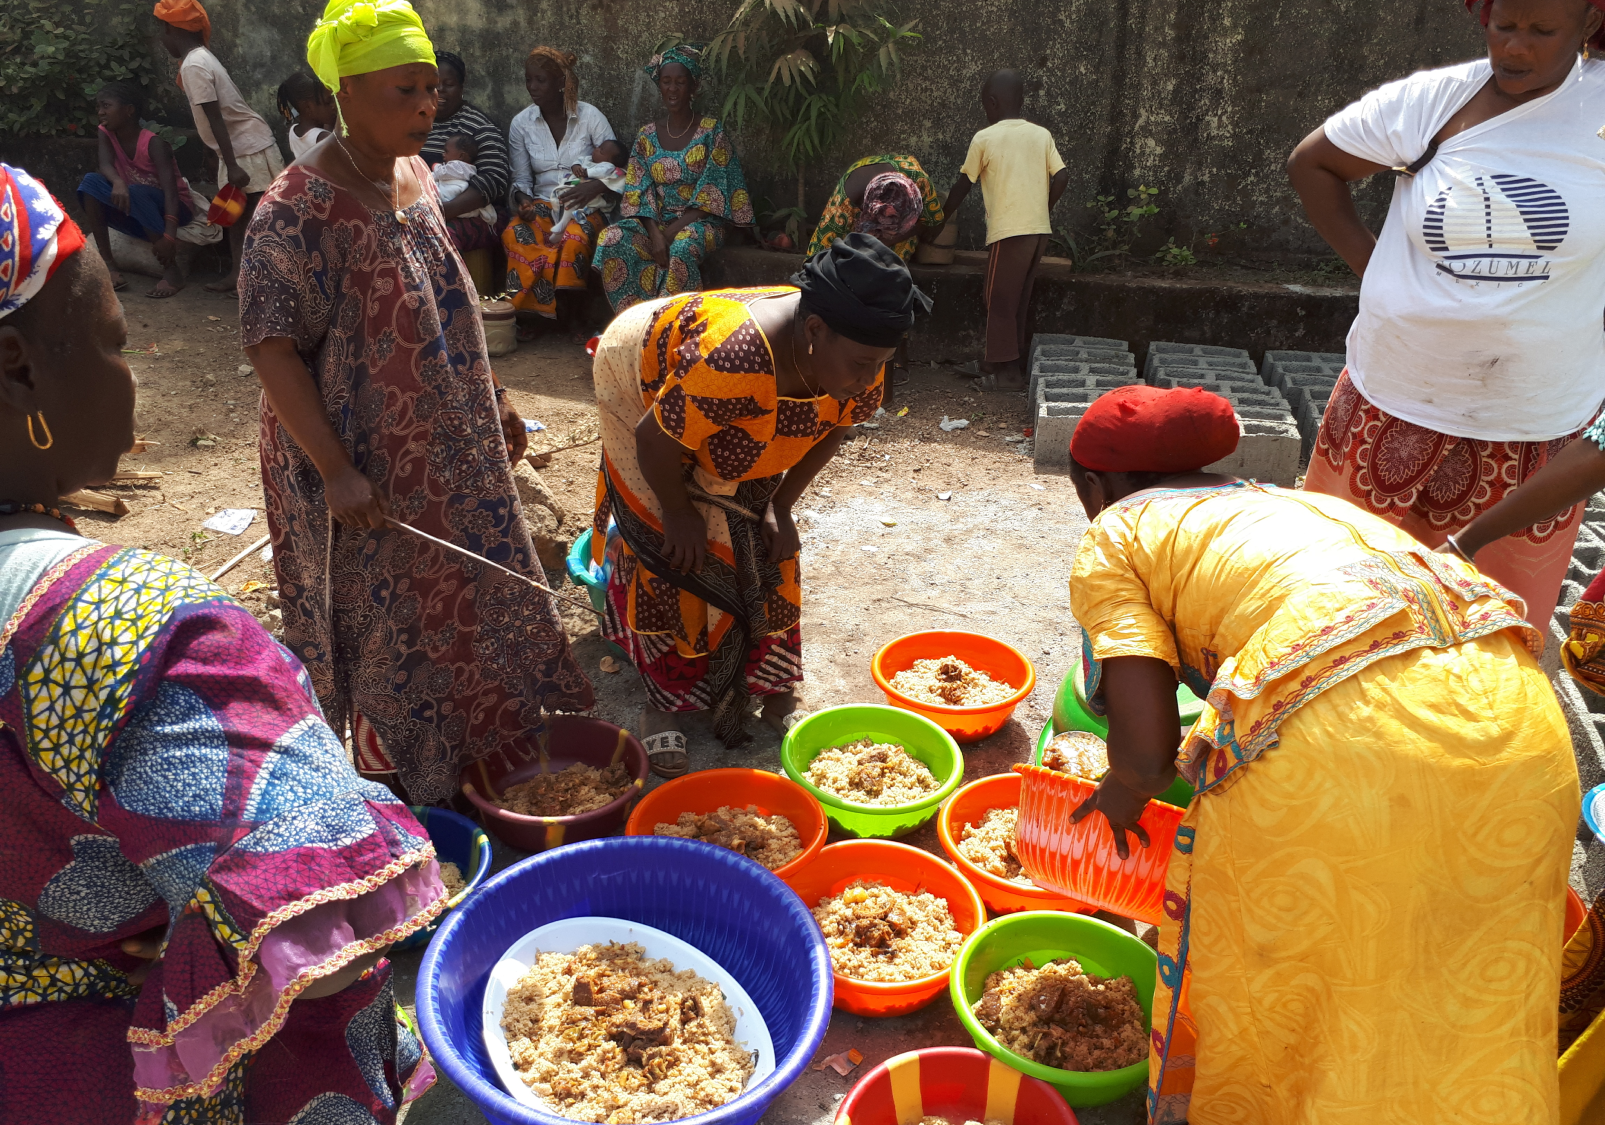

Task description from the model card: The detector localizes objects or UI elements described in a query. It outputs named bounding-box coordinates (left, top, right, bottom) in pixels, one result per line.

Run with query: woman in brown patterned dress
left=239, top=3, right=592, bottom=802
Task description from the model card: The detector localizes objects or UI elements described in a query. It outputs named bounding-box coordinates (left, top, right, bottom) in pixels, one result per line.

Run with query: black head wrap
left=791, top=232, right=932, bottom=348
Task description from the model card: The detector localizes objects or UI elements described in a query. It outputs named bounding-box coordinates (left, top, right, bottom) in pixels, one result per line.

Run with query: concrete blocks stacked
left=1260, top=351, right=1345, bottom=462
left=1142, top=343, right=1302, bottom=487
left=1030, top=335, right=1141, bottom=473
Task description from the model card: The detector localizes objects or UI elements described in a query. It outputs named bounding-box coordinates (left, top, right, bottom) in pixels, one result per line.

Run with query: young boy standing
left=154, top=0, right=283, bottom=295
left=941, top=70, right=1069, bottom=390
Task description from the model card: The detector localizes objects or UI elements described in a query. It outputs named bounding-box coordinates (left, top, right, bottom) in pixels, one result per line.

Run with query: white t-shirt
left=178, top=47, right=276, bottom=160
left=288, top=125, right=330, bottom=160
left=1325, top=57, right=1605, bottom=441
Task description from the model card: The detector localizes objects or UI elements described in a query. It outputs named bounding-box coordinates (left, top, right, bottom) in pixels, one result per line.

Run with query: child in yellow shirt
left=940, top=71, right=1069, bottom=390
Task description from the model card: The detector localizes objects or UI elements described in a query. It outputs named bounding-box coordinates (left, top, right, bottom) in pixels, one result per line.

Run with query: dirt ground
left=99, top=281, right=1142, bottom=1125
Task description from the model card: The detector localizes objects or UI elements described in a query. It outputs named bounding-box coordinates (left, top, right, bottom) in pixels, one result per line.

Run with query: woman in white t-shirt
left=1288, top=0, right=1605, bottom=628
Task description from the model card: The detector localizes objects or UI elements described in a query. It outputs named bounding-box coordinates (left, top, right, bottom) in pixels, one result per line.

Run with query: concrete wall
left=123, top=0, right=1484, bottom=259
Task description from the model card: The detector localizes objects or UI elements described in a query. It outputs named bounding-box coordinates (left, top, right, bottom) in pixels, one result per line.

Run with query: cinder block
left=1035, top=346, right=1136, bottom=366
left=1029, top=360, right=1137, bottom=408
left=1204, top=418, right=1302, bottom=487
left=1149, top=342, right=1251, bottom=360
left=1028, top=334, right=1126, bottom=372
left=1033, top=401, right=1086, bottom=472
left=1260, top=350, right=1345, bottom=386
left=1145, top=352, right=1258, bottom=382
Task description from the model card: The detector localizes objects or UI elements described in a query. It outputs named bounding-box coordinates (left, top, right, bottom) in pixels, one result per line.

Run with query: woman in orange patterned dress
left=590, top=236, right=929, bottom=774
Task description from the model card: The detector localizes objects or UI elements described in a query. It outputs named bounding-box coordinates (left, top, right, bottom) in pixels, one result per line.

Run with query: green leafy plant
left=662, top=1, right=922, bottom=214
left=1050, top=186, right=1164, bottom=270
left=140, top=117, right=187, bottom=151
left=1153, top=237, right=1196, bottom=267
left=0, top=0, right=159, bottom=138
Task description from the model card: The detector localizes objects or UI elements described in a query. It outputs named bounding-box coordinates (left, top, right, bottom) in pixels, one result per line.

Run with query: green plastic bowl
left=1051, top=660, right=1204, bottom=741
left=781, top=704, right=963, bottom=838
left=1034, top=722, right=1195, bottom=808
left=950, top=911, right=1157, bottom=1108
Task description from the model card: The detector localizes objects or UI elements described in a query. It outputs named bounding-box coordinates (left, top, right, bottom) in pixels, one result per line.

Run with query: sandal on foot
left=950, top=360, right=981, bottom=378
left=641, top=729, right=689, bottom=778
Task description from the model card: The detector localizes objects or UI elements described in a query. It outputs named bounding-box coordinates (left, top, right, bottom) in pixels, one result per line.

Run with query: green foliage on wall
left=0, top=0, right=159, bottom=137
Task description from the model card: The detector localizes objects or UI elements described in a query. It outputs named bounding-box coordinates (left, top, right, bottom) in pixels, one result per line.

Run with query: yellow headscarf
left=306, top=0, right=436, bottom=93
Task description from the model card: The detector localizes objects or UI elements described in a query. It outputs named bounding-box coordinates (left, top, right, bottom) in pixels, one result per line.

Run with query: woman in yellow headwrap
left=239, top=0, right=593, bottom=803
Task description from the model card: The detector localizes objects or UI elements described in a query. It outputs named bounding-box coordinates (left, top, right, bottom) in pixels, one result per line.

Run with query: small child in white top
left=546, top=139, right=628, bottom=247
left=275, top=72, right=337, bottom=161
left=431, top=134, right=497, bottom=224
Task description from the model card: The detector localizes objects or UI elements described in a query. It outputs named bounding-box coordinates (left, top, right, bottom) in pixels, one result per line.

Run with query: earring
left=808, top=343, right=814, bottom=355
left=26, top=411, right=52, bottom=451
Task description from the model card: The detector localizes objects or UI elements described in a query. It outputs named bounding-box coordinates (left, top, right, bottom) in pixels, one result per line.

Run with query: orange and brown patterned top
left=641, top=286, right=884, bottom=480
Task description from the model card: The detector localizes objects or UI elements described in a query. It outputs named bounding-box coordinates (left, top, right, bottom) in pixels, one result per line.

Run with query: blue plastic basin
left=416, top=835, right=833, bottom=1125
left=395, top=805, right=492, bottom=952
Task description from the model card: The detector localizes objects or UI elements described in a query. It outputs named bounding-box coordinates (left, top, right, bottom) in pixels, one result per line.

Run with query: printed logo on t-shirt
left=1422, top=173, right=1568, bottom=284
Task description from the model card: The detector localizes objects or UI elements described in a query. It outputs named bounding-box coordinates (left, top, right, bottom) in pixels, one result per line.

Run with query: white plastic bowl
left=481, top=915, right=777, bottom=1111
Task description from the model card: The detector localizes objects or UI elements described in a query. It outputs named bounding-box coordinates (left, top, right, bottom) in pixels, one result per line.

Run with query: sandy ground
left=102, top=282, right=1140, bottom=1125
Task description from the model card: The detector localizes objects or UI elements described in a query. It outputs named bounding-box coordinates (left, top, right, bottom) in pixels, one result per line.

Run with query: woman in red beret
left=1066, top=386, right=1578, bottom=1125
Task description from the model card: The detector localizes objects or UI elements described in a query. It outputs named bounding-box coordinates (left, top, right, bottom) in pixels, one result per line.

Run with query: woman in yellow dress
left=591, top=235, right=929, bottom=774
left=1065, top=385, right=1580, bottom=1124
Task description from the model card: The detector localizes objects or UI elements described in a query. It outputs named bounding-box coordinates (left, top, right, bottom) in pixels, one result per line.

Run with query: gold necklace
left=661, top=111, right=697, bottom=143
left=337, top=136, right=409, bottom=225
left=787, top=310, right=823, bottom=397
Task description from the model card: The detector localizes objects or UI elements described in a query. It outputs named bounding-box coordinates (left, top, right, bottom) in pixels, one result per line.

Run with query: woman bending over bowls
left=0, top=162, right=444, bottom=1124
left=590, top=235, right=930, bottom=776
left=1065, top=385, right=1577, bottom=1125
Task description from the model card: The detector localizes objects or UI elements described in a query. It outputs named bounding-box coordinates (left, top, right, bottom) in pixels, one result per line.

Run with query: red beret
left=1069, top=385, right=1241, bottom=473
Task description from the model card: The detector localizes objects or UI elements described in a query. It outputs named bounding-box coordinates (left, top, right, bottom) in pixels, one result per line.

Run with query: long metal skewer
left=383, top=516, right=603, bottom=617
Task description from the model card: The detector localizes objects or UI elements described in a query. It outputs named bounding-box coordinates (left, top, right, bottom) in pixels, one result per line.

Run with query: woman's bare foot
left=760, top=691, right=800, bottom=734
left=147, top=266, right=185, bottom=299
left=108, top=269, right=128, bottom=292
left=204, top=273, right=238, bottom=295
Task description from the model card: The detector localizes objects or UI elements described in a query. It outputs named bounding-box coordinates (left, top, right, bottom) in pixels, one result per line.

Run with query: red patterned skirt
left=1303, top=370, right=1586, bottom=626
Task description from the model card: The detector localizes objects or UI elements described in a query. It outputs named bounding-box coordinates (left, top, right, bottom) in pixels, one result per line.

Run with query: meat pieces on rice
left=972, top=957, right=1146, bottom=1072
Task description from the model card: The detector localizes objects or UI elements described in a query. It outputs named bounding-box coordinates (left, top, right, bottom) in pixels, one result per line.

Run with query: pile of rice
left=438, top=861, right=467, bottom=897
left=500, top=941, right=755, bottom=1123
left=888, top=657, right=1015, bottom=708
left=812, top=880, right=964, bottom=982
left=972, top=957, right=1146, bottom=1072
left=495, top=762, right=633, bottom=817
left=805, top=740, right=939, bottom=806
left=1040, top=731, right=1110, bottom=779
left=955, top=807, right=1032, bottom=886
left=653, top=805, right=804, bottom=870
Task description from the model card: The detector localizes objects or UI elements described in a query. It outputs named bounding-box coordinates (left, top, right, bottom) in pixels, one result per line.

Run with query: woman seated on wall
left=501, top=47, right=618, bottom=335
left=417, top=49, right=510, bottom=254
left=593, top=43, right=754, bottom=314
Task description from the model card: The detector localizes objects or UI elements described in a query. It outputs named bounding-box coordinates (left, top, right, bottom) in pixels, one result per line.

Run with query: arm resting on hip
left=1286, top=127, right=1388, bottom=279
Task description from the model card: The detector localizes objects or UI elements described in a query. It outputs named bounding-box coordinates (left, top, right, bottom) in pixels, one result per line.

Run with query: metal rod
left=383, top=517, right=603, bottom=617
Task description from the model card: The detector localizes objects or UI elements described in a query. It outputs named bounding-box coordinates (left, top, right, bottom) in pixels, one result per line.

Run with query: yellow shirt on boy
left=958, top=118, right=1066, bottom=244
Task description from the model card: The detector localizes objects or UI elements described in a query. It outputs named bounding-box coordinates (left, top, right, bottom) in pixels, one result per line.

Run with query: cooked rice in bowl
left=495, top=762, right=633, bottom=817
left=955, top=806, right=1032, bottom=886
left=653, top=805, right=804, bottom=870
left=1040, top=730, right=1110, bottom=779
left=805, top=740, right=939, bottom=806
left=889, top=657, right=1015, bottom=708
left=971, top=957, right=1146, bottom=1072
left=499, top=941, right=756, bottom=1123
left=812, top=880, right=964, bottom=982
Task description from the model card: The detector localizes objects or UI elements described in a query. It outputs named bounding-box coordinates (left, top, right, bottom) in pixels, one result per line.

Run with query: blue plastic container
left=566, top=529, right=626, bottom=660
left=395, top=806, right=493, bottom=952
left=417, top=836, right=834, bottom=1125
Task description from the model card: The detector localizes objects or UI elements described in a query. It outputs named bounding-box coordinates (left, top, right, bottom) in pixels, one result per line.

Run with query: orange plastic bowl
left=1567, top=885, right=1588, bottom=942
left=1013, top=763, right=1184, bottom=925
left=785, top=839, right=987, bottom=1018
left=938, top=773, right=1091, bottom=915
left=835, top=1047, right=1078, bottom=1125
left=871, top=631, right=1036, bottom=744
left=459, top=715, right=648, bottom=853
left=623, top=768, right=829, bottom=881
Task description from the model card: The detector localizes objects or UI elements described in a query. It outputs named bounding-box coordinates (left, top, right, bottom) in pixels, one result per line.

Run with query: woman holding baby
left=501, top=46, right=620, bottom=331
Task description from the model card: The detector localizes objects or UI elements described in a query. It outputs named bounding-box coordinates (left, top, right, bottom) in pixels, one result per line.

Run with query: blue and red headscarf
left=0, top=163, right=85, bottom=319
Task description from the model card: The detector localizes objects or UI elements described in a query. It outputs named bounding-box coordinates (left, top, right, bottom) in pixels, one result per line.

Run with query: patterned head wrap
left=526, top=47, right=579, bottom=117
left=792, top=232, right=931, bottom=348
left=0, top=164, right=86, bottom=320
left=153, top=0, right=211, bottom=45
left=1465, top=0, right=1605, bottom=50
left=306, top=0, right=436, bottom=94
left=1069, top=385, right=1240, bottom=474
left=853, top=172, right=923, bottom=247
left=645, top=43, right=704, bottom=82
